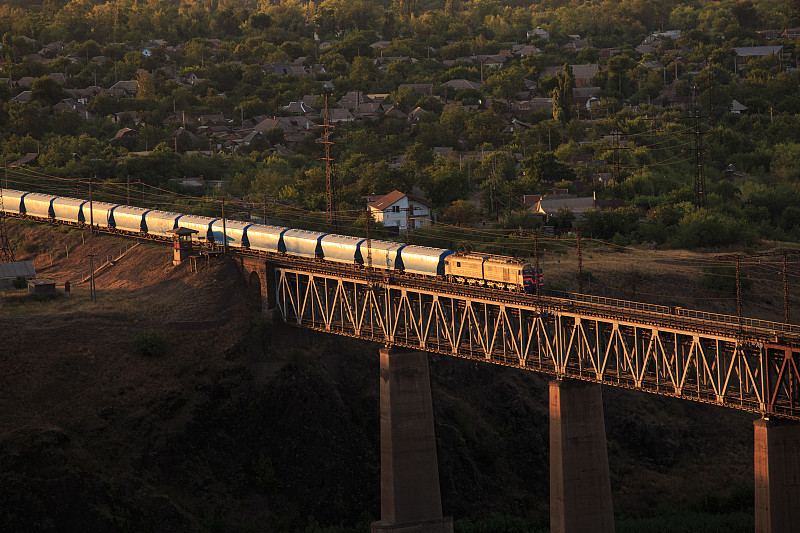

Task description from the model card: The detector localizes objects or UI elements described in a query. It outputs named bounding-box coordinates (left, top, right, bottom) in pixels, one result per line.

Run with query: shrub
left=670, top=209, right=756, bottom=249
left=701, top=264, right=751, bottom=294
left=129, top=330, right=166, bottom=357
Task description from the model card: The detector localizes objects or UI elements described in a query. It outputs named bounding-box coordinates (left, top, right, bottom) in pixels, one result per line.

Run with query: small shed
left=0, top=261, right=36, bottom=290
left=28, top=279, right=56, bottom=296
left=168, top=227, right=199, bottom=265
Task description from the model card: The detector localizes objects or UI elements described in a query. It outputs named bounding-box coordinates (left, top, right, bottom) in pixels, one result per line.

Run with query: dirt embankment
left=0, top=220, right=760, bottom=531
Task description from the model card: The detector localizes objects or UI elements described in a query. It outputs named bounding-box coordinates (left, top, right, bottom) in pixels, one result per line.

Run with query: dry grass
left=541, top=239, right=800, bottom=323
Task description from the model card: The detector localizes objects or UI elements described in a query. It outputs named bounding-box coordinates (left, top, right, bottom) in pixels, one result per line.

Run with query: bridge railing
left=544, top=289, right=800, bottom=338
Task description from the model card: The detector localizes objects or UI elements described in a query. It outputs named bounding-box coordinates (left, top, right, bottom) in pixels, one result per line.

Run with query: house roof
left=12, top=91, right=32, bottom=103
left=9, top=153, right=38, bottom=167
left=442, top=79, right=481, bottom=91
left=283, top=101, right=315, bottom=114
left=0, top=261, right=35, bottom=279
left=533, top=195, right=595, bottom=217
left=338, top=91, right=371, bottom=108
left=399, top=83, right=433, bottom=95
left=369, top=190, right=429, bottom=210
left=730, top=99, right=748, bottom=112
left=113, top=127, right=139, bottom=139
left=734, top=46, right=782, bottom=57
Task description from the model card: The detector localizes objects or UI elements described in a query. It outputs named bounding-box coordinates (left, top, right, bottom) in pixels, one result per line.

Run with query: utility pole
left=88, top=175, right=94, bottom=234
left=263, top=193, right=267, bottom=225
left=577, top=229, right=583, bottom=294
left=783, top=251, right=790, bottom=324
left=399, top=206, right=419, bottom=245
left=88, top=253, right=97, bottom=303
left=320, top=95, right=336, bottom=228
left=692, top=90, right=707, bottom=208
left=717, top=250, right=799, bottom=327
left=221, top=196, right=227, bottom=255
left=534, top=231, right=540, bottom=297
left=126, top=175, right=130, bottom=205
left=735, top=254, right=742, bottom=329
left=365, top=205, right=374, bottom=284
left=612, top=130, right=620, bottom=184
left=0, top=187, right=15, bottom=262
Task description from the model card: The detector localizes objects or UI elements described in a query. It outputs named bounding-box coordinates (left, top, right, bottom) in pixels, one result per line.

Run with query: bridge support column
left=371, top=347, right=453, bottom=533
left=754, top=418, right=800, bottom=533
left=550, top=379, right=614, bottom=533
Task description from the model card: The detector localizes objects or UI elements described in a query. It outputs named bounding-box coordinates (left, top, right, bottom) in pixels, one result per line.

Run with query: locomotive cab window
left=457, top=261, right=461, bottom=267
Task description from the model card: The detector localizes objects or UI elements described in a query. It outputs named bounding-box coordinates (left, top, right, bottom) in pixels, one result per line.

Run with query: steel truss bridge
left=271, top=261, right=800, bottom=421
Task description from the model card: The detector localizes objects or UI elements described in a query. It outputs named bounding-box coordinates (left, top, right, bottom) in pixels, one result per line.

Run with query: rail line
left=6, top=213, right=800, bottom=419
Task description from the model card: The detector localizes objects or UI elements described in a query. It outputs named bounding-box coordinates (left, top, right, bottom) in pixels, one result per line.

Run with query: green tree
left=443, top=200, right=478, bottom=226
left=552, top=65, right=574, bottom=124
left=349, top=56, right=379, bottom=91
left=522, top=152, right=570, bottom=183
left=483, top=66, right=525, bottom=108
left=421, top=163, right=471, bottom=208
left=30, top=76, right=66, bottom=105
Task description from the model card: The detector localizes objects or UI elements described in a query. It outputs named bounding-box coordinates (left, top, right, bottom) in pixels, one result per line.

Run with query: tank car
left=22, top=192, right=57, bottom=219
left=211, top=219, right=252, bottom=248
left=397, top=245, right=453, bottom=276
left=110, top=205, right=150, bottom=233
left=143, top=210, right=181, bottom=238
left=175, top=214, right=218, bottom=243
left=247, top=224, right=287, bottom=253
left=359, top=240, right=404, bottom=271
left=52, top=197, right=87, bottom=224
left=282, top=229, right=327, bottom=259
left=320, top=234, right=365, bottom=265
left=0, top=189, right=26, bottom=215
left=82, top=201, right=118, bottom=229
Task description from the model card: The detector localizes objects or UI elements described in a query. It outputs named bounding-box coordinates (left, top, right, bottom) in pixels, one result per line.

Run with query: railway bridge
left=235, top=252, right=800, bottom=533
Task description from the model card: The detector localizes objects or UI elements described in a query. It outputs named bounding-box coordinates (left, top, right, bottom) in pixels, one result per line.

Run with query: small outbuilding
left=0, top=261, right=36, bottom=290
left=28, top=279, right=56, bottom=296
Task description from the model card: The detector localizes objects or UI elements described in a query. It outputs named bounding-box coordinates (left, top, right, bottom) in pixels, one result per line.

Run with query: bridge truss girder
left=275, top=268, right=800, bottom=420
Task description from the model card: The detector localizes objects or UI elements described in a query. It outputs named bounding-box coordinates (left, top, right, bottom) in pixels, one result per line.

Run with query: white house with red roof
left=368, top=190, right=432, bottom=232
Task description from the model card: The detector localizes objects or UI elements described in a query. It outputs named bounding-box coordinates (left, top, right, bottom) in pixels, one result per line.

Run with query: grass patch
left=129, top=330, right=166, bottom=357
left=616, top=510, right=753, bottom=533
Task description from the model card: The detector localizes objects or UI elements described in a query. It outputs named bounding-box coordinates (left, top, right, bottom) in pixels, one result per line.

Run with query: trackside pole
left=372, top=347, right=453, bottom=533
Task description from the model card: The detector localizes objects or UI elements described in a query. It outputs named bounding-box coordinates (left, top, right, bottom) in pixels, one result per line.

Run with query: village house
left=733, top=46, right=783, bottom=75
left=442, top=79, right=481, bottom=91
left=338, top=91, right=371, bottom=109
left=368, top=190, right=432, bottom=232
left=527, top=28, right=550, bottom=40
left=283, top=101, right=315, bottom=115
left=541, top=64, right=599, bottom=88
left=354, top=101, right=385, bottom=120
left=511, top=98, right=554, bottom=116
left=399, top=83, right=434, bottom=96
left=108, top=80, right=138, bottom=98
left=530, top=191, right=597, bottom=222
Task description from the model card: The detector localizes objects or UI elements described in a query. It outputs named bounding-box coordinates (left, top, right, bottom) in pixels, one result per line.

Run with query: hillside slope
left=0, top=221, right=757, bottom=531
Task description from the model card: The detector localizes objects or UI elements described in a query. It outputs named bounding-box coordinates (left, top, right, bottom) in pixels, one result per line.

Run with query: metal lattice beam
left=275, top=267, right=800, bottom=420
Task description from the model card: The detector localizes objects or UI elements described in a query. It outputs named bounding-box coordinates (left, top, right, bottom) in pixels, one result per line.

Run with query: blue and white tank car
left=0, top=188, right=537, bottom=293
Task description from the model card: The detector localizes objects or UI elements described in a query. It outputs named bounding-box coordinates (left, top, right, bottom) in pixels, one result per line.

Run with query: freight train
left=0, top=189, right=539, bottom=293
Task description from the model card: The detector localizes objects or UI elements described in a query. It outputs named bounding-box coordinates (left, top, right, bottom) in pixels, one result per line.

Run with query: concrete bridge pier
left=754, top=418, right=800, bottom=533
left=372, top=347, right=453, bottom=533
left=549, top=379, right=615, bottom=533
